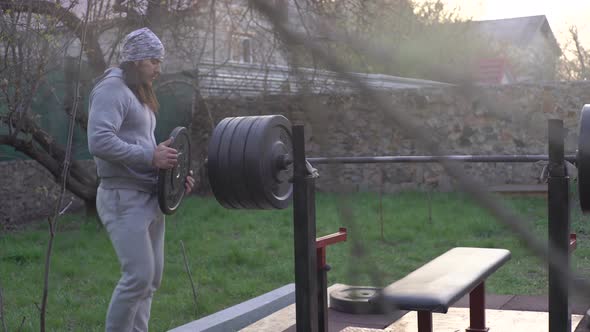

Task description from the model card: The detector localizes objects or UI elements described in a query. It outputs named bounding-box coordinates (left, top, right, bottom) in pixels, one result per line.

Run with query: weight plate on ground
left=329, top=285, right=385, bottom=315
left=579, top=105, right=590, bottom=213
left=208, top=115, right=293, bottom=209
left=158, top=127, right=191, bottom=215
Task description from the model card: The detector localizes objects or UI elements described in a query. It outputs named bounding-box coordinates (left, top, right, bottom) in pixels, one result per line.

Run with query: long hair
left=120, top=61, right=160, bottom=113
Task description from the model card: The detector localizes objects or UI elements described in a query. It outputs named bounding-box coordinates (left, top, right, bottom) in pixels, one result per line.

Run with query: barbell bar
left=207, top=105, right=590, bottom=212
left=308, top=155, right=578, bottom=164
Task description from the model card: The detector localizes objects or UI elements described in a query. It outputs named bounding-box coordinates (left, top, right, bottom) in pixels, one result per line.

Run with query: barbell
left=204, top=105, right=590, bottom=212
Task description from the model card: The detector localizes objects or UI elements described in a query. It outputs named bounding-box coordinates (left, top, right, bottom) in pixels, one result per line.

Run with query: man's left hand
left=185, top=170, right=195, bottom=194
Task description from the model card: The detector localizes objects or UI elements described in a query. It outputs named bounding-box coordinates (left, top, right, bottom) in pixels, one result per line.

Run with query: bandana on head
left=120, top=27, right=165, bottom=63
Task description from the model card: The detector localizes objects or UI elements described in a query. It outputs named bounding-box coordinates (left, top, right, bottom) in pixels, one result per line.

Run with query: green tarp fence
left=0, top=68, right=193, bottom=162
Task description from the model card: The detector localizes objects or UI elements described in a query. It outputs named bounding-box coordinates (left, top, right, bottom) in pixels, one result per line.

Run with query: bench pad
left=371, top=247, right=511, bottom=313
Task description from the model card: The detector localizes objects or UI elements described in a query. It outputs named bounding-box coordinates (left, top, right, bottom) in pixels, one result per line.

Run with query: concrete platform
left=383, top=308, right=583, bottom=332
left=168, top=283, right=589, bottom=331
left=240, top=283, right=589, bottom=332
left=453, top=294, right=588, bottom=315
left=241, top=303, right=406, bottom=332
left=241, top=284, right=405, bottom=332
left=169, top=284, right=295, bottom=332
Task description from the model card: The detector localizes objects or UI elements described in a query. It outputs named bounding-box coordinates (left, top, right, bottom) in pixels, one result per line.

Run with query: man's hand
left=152, top=137, right=178, bottom=169
left=185, top=170, right=195, bottom=194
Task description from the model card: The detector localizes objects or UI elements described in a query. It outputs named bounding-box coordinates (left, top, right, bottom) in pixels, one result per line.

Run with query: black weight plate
left=579, top=105, right=590, bottom=213
left=329, top=285, right=385, bottom=315
left=263, top=116, right=293, bottom=208
left=243, top=116, right=278, bottom=209
left=158, top=127, right=191, bottom=215
left=208, top=115, right=293, bottom=210
left=207, top=117, right=232, bottom=208
left=228, top=116, right=259, bottom=209
left=244, top=116, right=273, bottom=209
left=213, top=117, right=243, bottom=209
left=244, top=115, right=293, bottom=209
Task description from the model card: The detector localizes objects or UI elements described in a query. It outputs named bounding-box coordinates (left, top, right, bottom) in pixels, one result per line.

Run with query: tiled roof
left=469, top=15, right=561, bottom=55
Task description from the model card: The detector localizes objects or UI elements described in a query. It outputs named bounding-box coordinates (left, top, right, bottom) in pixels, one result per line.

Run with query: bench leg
left=466, top=282, right=489, bottom=332
left=417, top=311, right=433, bottom=332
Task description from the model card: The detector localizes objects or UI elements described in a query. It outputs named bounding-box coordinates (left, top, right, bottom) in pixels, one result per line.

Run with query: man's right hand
left=152, top=137, right=178, bottom=169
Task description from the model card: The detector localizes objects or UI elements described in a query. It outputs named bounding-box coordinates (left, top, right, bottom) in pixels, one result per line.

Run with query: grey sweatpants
left=97, top=186, right=165, bottom=332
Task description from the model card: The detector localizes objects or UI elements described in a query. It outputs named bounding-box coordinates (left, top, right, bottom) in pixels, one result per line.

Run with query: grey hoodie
left=87, top=67, right=158, bottom=193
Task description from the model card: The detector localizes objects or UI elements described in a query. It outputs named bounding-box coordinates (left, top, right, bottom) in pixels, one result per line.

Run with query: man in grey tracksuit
left=87, top=27, right=194, bottom=332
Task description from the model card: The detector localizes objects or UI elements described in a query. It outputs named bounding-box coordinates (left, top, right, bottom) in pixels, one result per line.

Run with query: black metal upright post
left=547, top=119, right=571, bottom=332
left=292, top=124, right=319, bottom=332
left=317, top=248, right=329, bottom=332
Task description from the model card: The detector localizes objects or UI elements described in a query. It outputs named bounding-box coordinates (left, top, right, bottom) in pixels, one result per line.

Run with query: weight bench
left=370, top=247, right=511, bottom=332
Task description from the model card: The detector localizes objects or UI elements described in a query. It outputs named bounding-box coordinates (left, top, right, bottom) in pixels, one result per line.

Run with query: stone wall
left=193, top=82, right=588, bottom=193
left=3, top=81, right=590, bottom=226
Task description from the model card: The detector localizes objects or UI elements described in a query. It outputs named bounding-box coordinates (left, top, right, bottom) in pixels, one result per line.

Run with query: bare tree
left=0, top=0, right=305, bottom=215
left=0, top=0, right=212, bottom=216
left=558, top=26, right=590, bottom=81
left=278, top=0, right=498, bottom=83
left=0, top=1, right=101, bottom=214
left=0, top=0, right=438, bottom=221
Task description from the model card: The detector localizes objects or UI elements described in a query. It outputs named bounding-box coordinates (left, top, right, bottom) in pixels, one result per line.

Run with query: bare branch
left=569, top=26, right=588, bottom=80
left=59, top=200, right=74, bottom=215
left=0, top=134, right=96, bottom=199
left=180, top=240, right=199, bottom=316
left=40, top=0, right=93, bottom=328
left=2, top=110, right=97, bottom=190
left=0, top=280, right=6, bottom=332
left=0, top=0, right=107, bottom=71
left=17, top=316, right=26, bottom=332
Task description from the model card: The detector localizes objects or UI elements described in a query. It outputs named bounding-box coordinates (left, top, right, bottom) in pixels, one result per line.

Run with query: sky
left=68, top=0, right=590, bottom=52
left=413, top=0, right=590, bottom=51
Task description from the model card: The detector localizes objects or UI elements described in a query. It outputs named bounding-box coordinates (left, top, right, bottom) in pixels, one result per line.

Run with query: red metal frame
left=570, top=233, right=577, bottom=253
left=315, top=227, right=347, bottom=332
left=316, top=228, right=347, bottom=269
left=316, top=227, right=347, bottom=248
left=417, top=311, right=433, bottom=332
left=415, top=282, right=489, bottom=332
left=466, top=282, right=489, bottom=332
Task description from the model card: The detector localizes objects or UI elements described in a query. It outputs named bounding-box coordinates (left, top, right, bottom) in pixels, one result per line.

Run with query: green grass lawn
left=1, top=191, right=589, bottom=331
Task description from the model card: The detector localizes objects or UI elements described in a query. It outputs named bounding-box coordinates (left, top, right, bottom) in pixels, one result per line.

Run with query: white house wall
left=62, top=0, right=293, bottom=72
left=55, top=1, right=453, bottom=97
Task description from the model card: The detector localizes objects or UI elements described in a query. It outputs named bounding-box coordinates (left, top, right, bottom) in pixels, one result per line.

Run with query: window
left=229, top=32, right=255, bottom=63
left=242, top=39, right=251, bottom=63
